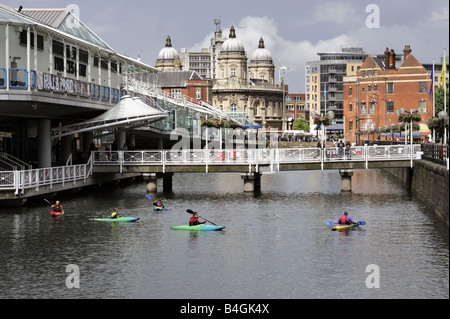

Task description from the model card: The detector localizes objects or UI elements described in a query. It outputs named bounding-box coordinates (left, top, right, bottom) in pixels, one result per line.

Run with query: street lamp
left=280, top=66, right=289, bottom=131
left=438, top=111, right=448, bottom=144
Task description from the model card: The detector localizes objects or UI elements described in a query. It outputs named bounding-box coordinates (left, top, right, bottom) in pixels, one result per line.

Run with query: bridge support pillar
left=146, top=173, right=158, bottom=193
left=163, top=173, right=174, bottom=192
left=339, top=169, right=354, bottom=192
left=241, top=173, right=261, bottom=193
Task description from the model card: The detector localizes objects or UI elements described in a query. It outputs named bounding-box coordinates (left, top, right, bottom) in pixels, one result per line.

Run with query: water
left=0, top=169, right=448, bottom=299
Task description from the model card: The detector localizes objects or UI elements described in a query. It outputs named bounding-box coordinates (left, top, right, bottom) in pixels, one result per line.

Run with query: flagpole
left=433, top=59, right=436, bottom=142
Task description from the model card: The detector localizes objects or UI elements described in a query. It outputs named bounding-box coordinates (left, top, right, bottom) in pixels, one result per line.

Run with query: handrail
left=92, top=145, right=422, bottom=172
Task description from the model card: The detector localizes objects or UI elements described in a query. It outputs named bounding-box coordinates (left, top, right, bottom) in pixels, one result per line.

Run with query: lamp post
left=280, top=66, right=289, bottom=131
left=438, top=111, right=448, bottom=145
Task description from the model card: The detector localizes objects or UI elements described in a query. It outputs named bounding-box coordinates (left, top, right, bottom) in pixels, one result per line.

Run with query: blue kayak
left=171, top=224, right=225, bottom=231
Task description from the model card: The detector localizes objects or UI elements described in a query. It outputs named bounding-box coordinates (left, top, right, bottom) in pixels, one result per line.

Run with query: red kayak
left=51, top=212, right=63, bottom=217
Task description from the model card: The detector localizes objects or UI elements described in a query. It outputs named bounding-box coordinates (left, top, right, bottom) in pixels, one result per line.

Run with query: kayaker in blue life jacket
left=189, top=213, right=208, bottom=226
left=111, top=208, right=119, bottom=219
left=338, top=211, right=356, bottom=225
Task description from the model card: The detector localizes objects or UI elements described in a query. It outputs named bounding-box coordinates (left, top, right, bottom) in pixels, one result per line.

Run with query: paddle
left=326, top=221, right=366, bottom=226
left=145, top=195, right=170, bottom=211
left=186, top=209, right=217, bottom=226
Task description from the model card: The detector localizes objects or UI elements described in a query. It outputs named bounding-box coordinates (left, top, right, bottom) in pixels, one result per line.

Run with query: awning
left=326, top=123, right=344, bottom=132
left=51, top=95, right=167, bottom=139
left=419, top=124, right=431, bottom=134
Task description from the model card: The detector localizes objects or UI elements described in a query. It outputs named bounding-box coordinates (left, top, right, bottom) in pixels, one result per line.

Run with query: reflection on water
left=0, top=169, right=448, bottom=299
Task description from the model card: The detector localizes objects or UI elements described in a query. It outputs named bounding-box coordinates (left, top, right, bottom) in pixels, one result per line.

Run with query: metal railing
left=0, top=155, right=93, bottom=195
left=421, top=144, right=449, bottom=168
left=93, top=145, right=423, bottom=173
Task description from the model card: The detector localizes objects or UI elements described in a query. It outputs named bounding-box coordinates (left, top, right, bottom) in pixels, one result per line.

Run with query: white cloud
left=431, top=7, right=449, bottom=21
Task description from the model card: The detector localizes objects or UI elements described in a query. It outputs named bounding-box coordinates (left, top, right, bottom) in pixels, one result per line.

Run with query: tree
left=292, top=115, right=310, bottom=131
left=435, top=85, right=449, bottom=115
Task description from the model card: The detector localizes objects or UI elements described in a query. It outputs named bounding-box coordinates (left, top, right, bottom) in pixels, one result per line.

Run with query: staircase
left=0, top=153, right=32, bottom=171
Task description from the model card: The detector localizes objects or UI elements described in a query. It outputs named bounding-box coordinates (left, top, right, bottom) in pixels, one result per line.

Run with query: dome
left=220, top=26, right=245, bottom=55
left=250, top=38, right=273, bottom=63
left=157, top=35, right=179, bottom=60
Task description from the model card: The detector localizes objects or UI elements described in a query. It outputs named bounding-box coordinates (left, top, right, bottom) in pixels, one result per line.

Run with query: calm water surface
left=0, top=169, right=448, bottom=299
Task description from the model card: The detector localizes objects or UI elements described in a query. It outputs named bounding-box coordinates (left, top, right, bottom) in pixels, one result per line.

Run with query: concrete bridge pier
left=241, top=173, right=261, bottom=193
left=146, top=173, right=174, bottom=193
left=339, top=169, right=354, bottom=192
left=146, top=173, right=158, bottom=193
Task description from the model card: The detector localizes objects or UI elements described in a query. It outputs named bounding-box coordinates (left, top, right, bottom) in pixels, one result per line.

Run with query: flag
left=442, top=55, right=447, bottom=85
left=430, top=65, right=434, bottom=95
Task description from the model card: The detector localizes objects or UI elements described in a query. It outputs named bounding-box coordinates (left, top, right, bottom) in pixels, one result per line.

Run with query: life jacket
left=157, top=202, right=162, bottom=207
left=53, top=205, right=62, bottom=213
left=111, top=212, right=119, bottom=219
left=339, top=216, right=348, bottom=225
left=189, top=217, right=199, bottom=226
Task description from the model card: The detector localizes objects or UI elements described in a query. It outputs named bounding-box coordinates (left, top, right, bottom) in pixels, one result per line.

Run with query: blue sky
left=2, top=0, right=449, bottom=92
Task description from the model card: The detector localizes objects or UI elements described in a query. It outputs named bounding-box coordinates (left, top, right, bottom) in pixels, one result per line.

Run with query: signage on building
left=37, top=72, right=90, bottom=97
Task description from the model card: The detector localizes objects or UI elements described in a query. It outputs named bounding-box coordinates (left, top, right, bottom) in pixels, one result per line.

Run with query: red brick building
left=343, top=45, right=433, bottom=145
left=285, top=92, right=306, bottom=129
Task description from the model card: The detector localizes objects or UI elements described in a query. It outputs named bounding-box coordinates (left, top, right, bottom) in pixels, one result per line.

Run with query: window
left=369, top=102, right=375, bottom=115
left=349, top=121, right=353, bottom=131
left=195, top=89, right=201, bottom=100
left=360, top=102, right=367, bottom=115
left=419, top=101, right=426, bottom=111
left=231, top=104, right=237, bottom=112
left=231, top=68, right=236, bottom=76
left=418, top=81, right=427, bottom=94
left=349, top=103, right=353, bottom=112
left=348, top=87, right=353, bottom=97
left=54, top=56, right=64, bottom=72
left=386, top=82, right=394, bottom=94
left=20, top=30, right=44, bottom=50
left=52, top=40, right=64, bottom=56
left=171, top=89, right=181, bottom=98
left=387, top=101, right=394, bottom=113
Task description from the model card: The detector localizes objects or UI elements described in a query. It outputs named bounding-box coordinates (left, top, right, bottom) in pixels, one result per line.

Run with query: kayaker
left=111, top=208, right=120, bottom=219
left=153, top=200, right=165, bottom=209
left=189, top=213, right=208, bottom=226
left=338, top=211, right=356, bottom=225
left=51, top=201, right=64, bottom=215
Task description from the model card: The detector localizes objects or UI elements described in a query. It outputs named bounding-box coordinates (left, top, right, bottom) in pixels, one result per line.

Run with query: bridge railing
left=0, top=155, right=94, bottom=194
left=92, top=145, right=422, bottom=173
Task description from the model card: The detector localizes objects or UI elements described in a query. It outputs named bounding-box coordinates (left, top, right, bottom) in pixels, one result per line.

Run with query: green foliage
left=292, top=115, right=310, bottom=131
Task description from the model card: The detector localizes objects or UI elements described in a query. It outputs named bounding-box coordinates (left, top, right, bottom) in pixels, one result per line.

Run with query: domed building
left=212, top=26, right=284, bottom=130
left=155, top=35, right=182, bottom=71
left=248, top=37, right=275, bottom=86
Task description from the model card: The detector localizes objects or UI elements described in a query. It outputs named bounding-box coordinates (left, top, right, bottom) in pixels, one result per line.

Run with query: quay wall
left=384, top=160, right=449, bottom=225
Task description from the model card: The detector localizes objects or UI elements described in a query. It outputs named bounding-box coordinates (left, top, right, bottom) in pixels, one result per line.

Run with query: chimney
left=389, top=49, right=396, bottom=69
left=384, top=48, right=390, bottom=69
left=403, top=45, right=412, bottom=59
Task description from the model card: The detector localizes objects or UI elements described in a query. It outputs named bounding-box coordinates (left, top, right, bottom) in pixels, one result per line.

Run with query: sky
left=2, top=0, right=449, bottom=92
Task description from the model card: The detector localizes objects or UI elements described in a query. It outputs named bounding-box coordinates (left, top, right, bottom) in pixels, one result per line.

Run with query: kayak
left=94, top=217, right=140, bottom=222
left=153, top=206, right=165, bottom=211
left=332, top=224, right=359, bottom=231
left=171, top=224, right=225, bottom=231
left=51, top=212, right=63, bottom=217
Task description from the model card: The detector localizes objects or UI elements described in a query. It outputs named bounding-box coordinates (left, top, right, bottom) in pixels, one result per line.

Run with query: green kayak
left=94, top=217, right=140, bottom=222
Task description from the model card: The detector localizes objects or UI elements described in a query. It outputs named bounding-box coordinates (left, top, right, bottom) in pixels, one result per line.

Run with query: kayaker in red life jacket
left=51, top=201, right=64, bottom=215
left=189, top=213, right=208, bottom=226
left=153, top=200, right=165, bottom=208
left=338, top=211, right=356, bottom=225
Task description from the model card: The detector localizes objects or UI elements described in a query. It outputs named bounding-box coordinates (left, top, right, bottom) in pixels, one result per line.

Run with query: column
left=146, top=173, right=158, bottom=193
left=339, top=169, right=354, bottom=192
left=37, top=119, right=52, bottom=168
left=61, top=135, right=74, bottom=165
left=241, top=173, right=261, bottom=193
left=163, top=173, right=174, bottom=192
